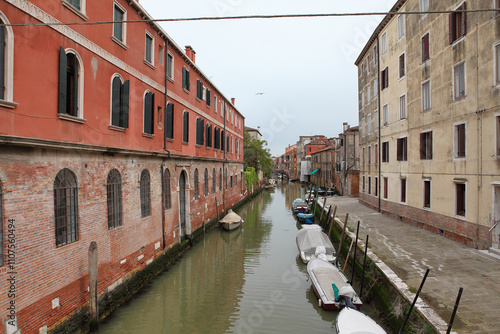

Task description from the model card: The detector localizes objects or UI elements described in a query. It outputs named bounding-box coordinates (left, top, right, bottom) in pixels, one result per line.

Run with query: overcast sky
left=140, top=0, right=395, bottom=156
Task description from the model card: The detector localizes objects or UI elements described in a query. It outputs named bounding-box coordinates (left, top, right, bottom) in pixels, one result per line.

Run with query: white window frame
left=399, top=52, right=406, bottom=80
left=374, top=109, right=378, bottom=131
left=381, top=32, right=387, bottom=56
left=398, top=14, right=405, bottom=40
left=158, top=45, right=164, bottom=66
left=454, top=122, right=467, bottom=160
left=109, top=73, right=124, bottom=127
left=496, top=113, right=500, bottom=158
left=367, top=84, right=371, bottom=102
left=494, top=42, right=500, bottom=87
left=422, top=80, right=431, bottom=112
left=145, top=30, right=155, bottom=66
left=383, top=104, right=388, bottom=126
left=361, top=91, right=365, bottom=108
left=166, top=52, right=174, bottom=80
left=423, top=179, right=431, bottom=210
left=112, top=1, right=127, bottom=47
left=367, top=114, right=371, bottom=134
left=373, top=78, right=378, bottom=98
left=63, top=48, right=85, bottom=119
left=453, top=180, right=467, bottom=219
left=453, top=61, right=466, bottom=101
left=361, top=118, right=365, bottom=137
left=399, top=94, right=407, bottom=120
left=421, top=31, right=431, bottom=64
left=62, top=0, right=88, bottom=20
left=0, top=12, right=16, bottom=107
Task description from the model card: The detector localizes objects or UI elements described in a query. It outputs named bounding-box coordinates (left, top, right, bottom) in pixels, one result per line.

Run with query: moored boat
left=292, top=198, right=308, bottom=213
left=219, top=209, right=243, bottom=230
left=335, top=307, right=386, bottom=334
left=296, top=212, right=314, bottom=223
left=296, top=227, right=336, bottom=263
left=306, top=250, right=362, bottom=311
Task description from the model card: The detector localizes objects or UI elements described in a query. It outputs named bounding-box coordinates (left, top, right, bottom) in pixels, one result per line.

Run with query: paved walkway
left=318, top=196, right=500, bottom=334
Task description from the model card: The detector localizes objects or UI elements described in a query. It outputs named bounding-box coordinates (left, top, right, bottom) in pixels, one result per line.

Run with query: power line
left=1, top=9, right=498, bottom=27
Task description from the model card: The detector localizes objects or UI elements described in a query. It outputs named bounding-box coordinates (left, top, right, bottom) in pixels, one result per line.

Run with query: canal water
left=99, top=182, right=385, bottom=334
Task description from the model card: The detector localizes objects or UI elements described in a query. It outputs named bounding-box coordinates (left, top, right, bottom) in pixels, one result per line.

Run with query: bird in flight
left=255, top=92, right=265, bottom=95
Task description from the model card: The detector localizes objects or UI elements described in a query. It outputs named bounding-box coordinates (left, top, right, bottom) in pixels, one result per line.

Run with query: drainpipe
left=377, top=35, right=382, bottom=213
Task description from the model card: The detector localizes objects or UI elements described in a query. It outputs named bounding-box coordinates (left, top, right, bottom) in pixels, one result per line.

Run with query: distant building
left=311, top=146, right=336, bottom=189
left=335, top=123, right=360, bottom=197
left=245, top=126, right=262, bottom=141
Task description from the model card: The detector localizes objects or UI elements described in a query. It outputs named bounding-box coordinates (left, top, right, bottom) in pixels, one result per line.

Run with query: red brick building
left=310, top=146, right=336, bottom=189
left=0, top=1, right=244, bottom=333
left=304, top=137, right=331, bottom=156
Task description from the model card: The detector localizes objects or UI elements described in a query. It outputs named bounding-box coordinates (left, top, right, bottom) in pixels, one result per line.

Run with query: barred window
left=164, top=168, right=171, bottom=210
left=194, top=169, right=199, bottom=199
left=107, top=169, right=123, bottom=229
left=140, top=169, right=151, bottom=217
left=204, top=168, right=209, bottom=196
left=54, top=168, right=79, bottom=247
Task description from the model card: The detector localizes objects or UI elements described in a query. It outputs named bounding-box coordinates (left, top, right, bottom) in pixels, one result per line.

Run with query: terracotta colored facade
left=0, top=1, right=245, bottom=333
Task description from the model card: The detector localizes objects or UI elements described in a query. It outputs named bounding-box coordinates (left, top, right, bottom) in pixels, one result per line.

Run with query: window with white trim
left=143, top=91, right=154, bottom=135
left=381, top=32, right=387, bottom=55
left=398, top=15, right=405, bottom=39
left=453, top=62, right=466, bottom=100
left=367, top=114, right=371, bottom=134
left=422, top=80, right=431, bottom=112
left=455, top=182, right=466, bottom=217
left=58, top=48, right=84, bottom=118
left=423, top=179, right=431, bottom=208
left=0, top=15, right=15, bottom=104
left=495, top=43, right=500, bottom=86
left=399, top=94, right=406, bottom=120
left=374, top=110, right=378, bottom=131
left=400, top=178, right=407, bottom=203
left=167, top=53, right=173, bottom=79
left=145, top=31, right=154, bottom=65
left=111, top=75, right=129, bottom=128
left=373, top=78, right=378, bottom=98
left=399, top=53, right=405, bottom=79
left=449, top=3, right=466, bottom=44
left=112, top=2, right=126, bottom=44
left=454, top=123, right=466, bottom=158
left=383, top=104, right=388, bottom=126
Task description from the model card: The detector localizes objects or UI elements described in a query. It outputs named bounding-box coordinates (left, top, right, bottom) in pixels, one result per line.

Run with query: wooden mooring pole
left=351, top=221, right=360, bottom=283
left=398, top=268, right=430, bottom=334
left=89, top=241, right=98, bottom=331
left=319, top=197, right=327, bottom=222
left=336, top=213, right=349, bottom=266
left=359, top=235, right=369, bottom=299
left=446, top=287, right=464, bottom=334
left=327, top=206, right=337, bottom=237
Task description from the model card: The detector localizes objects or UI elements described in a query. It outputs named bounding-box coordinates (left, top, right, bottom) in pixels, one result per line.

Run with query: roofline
left=354, top=0, right=407, bottom=66
left=130, top=1, right=244, bottom=118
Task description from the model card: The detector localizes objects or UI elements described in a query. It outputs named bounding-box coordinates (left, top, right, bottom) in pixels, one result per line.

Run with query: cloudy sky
left=140, top=0, right=395, bottom=156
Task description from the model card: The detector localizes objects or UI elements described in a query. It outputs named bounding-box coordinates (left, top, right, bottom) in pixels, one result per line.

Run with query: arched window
left=219, top=168, right=222, bottom=191
left=58, top=48, right=84, bottom=118
left=204, top=168, right=208, bottom=196
left=194, top=169, right=199, bottom=199
left=143, top=91, right=155, bottom=134
left=111, top=75, right=129, bottom=128
left=54, top=168, right=79, bottom=247
left=0, top=13, right=15, bottom=104
left=212, top=168, right=216, bottom=194
left=164, top=168, right=171, bottom=210
left=224, top=168, right=228, bottom=189
left=107, top=169, right=122, bottom=229
left=140, top=169, right=151, bottom=217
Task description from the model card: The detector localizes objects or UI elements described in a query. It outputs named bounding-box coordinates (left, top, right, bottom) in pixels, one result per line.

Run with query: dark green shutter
left=166, top=103, right=173, bottom=139
left=0, top=26, right=5, bottom=100
left=70, top=54, right=78, bottom=116
left=111, top=77, right=121, bottom=126
left=144, top=93, right=152, bottom=134
left=121, top=80, right=129, bottom=128
left=58, top=47, right=67, bottom=114
left=186, top=69, right=190, bottom=91
left=151, top=93, right=155, bottom=134
left=201, top=120, right=205, bottom=145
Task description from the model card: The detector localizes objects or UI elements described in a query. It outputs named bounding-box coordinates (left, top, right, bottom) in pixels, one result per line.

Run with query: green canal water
left=99, top=182, right=385, bottom=334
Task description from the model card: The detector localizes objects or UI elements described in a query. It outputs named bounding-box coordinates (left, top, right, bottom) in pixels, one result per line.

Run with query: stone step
left=489, top=247, right=500, bottom=257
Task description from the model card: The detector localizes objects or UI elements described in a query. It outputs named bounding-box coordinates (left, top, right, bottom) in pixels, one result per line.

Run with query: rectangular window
left=158, top=46, right=164, bottom=65
left=383, top=104, right=388, bottom=126
left=113, top=3, right=125, bottom=43
left=401, top=178, right=407, bottom=203
left=397, top=137, right=408, bottom=161
left=455, top=123, right=466, bottom=158
left=368, top=176, right=372, bottom=194
left=381, top=32, right=387, bottom=55
left=111, top=77, right=129, bottom=128
left=361, top=91, right=365, bottom=108
left=398, top=15, right=405, bottom=39
left=183, top=111, right=189, bottom=143
left=196, top=79, right=204, bottom=100
left=367, top=114, right=371, bottom=134
left=66, top=0, right=81, bottom=10
left=399, top=94, right=406, bottom=120
left=206, top=89, right=211, bottom=107
left=362, top=147, right=365, bottom=165
left=182, top=67, right=190, bottom=91
left=424, top=180, right=431, bottom=208
left=399, top=53, right=405, bottom=78
left=454, top=62, right=466, bottom=100
left=374, top=78, right=378, bottom=98
left=143, top=92, right=155, bottom=135
left=496, top=115, right=500, bottom=156
left=368, top=146, right=371, bottom=164
left=145, top=32, right=153, bottom=64
left=383, top=177, right=388, bottom=199
left=456, top=183, right=466, bottom=216
left=422, top=80, right=431, bottom=112
left=375, top=177, right=378, bottom=197
left=375, top=144, right=378, bottom=164
left=449, top=3, right=466, bottom=44
left=165, top=103, right=174, bottom=139
left=420, top=131, right=432, bottom=160
left=381, top=67, right=389, bottom=90
left=362, top=176, right=365, bottom=192
left=374, top=110, right=378, bottom=130
left=367, top=85, right=371, bottom=102
left=167, top=53, right=173, bottom=79
left=362, top=118, right=365, bottom=137
left=422, top=33, right=430, bottom=63
left=382, top=141, right=389, bottom=162
left=495, top=44, right=500, bottom=86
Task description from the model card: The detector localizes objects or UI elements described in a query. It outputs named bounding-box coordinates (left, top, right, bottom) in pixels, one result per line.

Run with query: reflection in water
left=99, top=183, right=383, bottom=334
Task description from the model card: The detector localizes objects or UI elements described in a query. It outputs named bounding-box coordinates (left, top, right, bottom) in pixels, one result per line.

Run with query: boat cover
left=296, top=229, right=335, bottom=259
left=336, top=307, right=386, bottom=334
left=219, top=210, right=242, bottom=223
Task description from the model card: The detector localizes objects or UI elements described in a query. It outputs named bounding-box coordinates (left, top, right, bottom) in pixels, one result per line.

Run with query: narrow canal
left=99, top=182, right=385, bottom=334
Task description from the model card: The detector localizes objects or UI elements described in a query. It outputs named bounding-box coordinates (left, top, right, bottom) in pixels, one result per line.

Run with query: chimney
left=185, top=46, right=196, bottom=63
left=231, top=98, right=235, bottom=105
left=343, top=122, right=349, bottom=133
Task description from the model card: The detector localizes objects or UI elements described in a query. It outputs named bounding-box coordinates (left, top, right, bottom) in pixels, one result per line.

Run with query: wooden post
left=324, top=205, right=332, bottom=229
left=319, top=197, right=327, bottom=222
left=89, top=241, right=98, bottom=331
left=328, top=206, right=338, bottom=237
left=215, top=197, right=219, bottom=221
left=351, top=221, right=360, bottom=283
left=336, top=213, right=349, bottom=265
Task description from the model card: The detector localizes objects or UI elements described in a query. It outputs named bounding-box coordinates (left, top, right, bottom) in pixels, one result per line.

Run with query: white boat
left=219, top=210, right=242, bottom=230
left=296, top=227, right=336, bottom=263
left=336, top=307, right=387, bottom=334
left=306, top=250, right=362, bottom=311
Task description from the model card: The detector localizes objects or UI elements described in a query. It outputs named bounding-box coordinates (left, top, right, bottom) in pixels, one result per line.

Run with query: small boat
left=296, top=226, right=336, bottom=263
left=336, top=307, right=386, bottom=334
left=326, top=189, right=335, bottom=196
left=307, top=249, right=362, bottom=311
left=304, top=192, right=315, bottom=203
left=297, top=213, right=314, bottom=223
left=264, top=184, right=276, bottom=190
left=219, top=209, right=243, bottom=231
left=292, top=198, right=308, bottom=213
left=317, top=188, right=326, bottom=196
left=289, top=177, right=298, bottom=182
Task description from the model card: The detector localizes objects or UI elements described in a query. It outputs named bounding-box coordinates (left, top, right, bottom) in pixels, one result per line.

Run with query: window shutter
left=182, top=67, right=186, bottom=88
left=206, top=89, right=211, bottom=106
left=144, top=93, right=151, bottom=133
left=186, top=70, right=190, bottom=91
left=121, top=80, right=129, bottom=128
left=111, top=77, right=121, bottom=126
left=70, top=54, right=78, bottom=116
left=397, top=139, right=402, bottom=161
left=201, top=120, right=205, bottom=145
left=458, top=124, right=465, bottom=157
left=420, top=133, right=425, bottom=159
left=449, top=13, right=456, bottom=44
left=428, top=132, right=432, bottom=159
left=166, top=103, right=173, bottom=139
left=461, top=3, right=466, bottom=37
left=385, top=68, right=389, bottom=88
left=221, top=130, right=225, bottom=151
left=151, top=93, right=155, bottom=134
left=58, top=47, right=68, bottom=114
left=399, top=54, right=405, bottom=77
left=183, top=112, right=189, bottom=142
